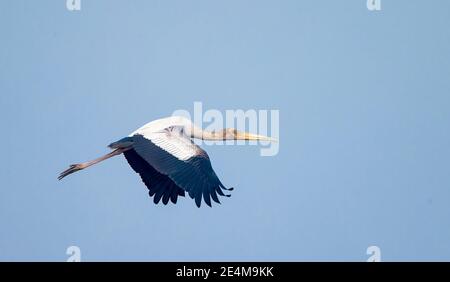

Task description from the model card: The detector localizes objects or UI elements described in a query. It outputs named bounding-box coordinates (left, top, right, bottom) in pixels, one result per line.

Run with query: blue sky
left=1, top=0, right=450, bottom=261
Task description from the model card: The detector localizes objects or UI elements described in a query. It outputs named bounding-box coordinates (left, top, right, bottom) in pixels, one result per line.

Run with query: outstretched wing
left=130, top=129, right=233, bottom=207
left=123, top=148, right=185, bottom=205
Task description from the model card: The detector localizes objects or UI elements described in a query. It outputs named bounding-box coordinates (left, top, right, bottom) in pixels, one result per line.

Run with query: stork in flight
left=58, top=116, right=276, bottom=207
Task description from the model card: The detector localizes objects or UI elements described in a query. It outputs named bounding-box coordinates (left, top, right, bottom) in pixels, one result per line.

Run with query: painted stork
left=58, top=116, right=275, bottom=207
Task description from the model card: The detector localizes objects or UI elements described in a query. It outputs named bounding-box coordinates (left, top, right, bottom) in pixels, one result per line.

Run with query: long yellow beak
left=237, top=132, right=278, bottom=142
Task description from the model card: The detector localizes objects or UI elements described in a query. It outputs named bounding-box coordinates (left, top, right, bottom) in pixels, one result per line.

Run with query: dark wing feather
left=132, top=133, right=232, bottom=207
left=123, top=148, right=185, bottom=205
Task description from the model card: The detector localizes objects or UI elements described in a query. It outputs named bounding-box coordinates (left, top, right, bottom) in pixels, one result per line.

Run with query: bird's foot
left=58, top=164, right=85, bottom=180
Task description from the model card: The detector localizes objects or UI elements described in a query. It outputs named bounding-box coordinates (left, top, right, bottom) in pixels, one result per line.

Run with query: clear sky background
left=1, top=0, right=450, bottom=261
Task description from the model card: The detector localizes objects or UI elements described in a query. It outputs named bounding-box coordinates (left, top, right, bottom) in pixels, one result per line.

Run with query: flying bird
left=58, top=116, right=275, bottom=207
